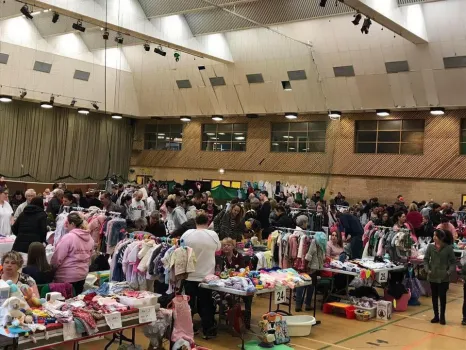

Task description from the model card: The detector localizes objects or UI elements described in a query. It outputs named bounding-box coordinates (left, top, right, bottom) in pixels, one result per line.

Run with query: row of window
left=143, top=119, right=460, bottom=155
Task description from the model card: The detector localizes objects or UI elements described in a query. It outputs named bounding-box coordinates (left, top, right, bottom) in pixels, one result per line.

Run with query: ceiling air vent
left=385, top=60, right=410, bottom=73
left=33, top=61, right=52, bottom=73
left=246, top=73, right=264, bottom=84
left=333, top=65, right=355, bottom=77
left=0, top=53, right=9, bottom=65
left=287, top=70, right=307, bottom=80
left=73, top=70, right=90, bottom=81
left=176, top=80, right=192, bottom=89
left=209, top=77, right=226, bottom=86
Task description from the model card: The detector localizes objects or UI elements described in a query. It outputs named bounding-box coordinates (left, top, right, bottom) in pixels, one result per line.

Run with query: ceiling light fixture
left=235, top=136, right=245, bottom=140
left=19, top=90, right=27, bottom=99
left=20, top=5, right=33, bottom=19
left=52, top=12, right=60, bottom=23
left=319, top=0, right=327, bottom=7
left=285, top=113, right=298, bottom=120
left=70, top=98, right=76, bottom=107
left=328, top=110, right=342, bottom=120
left=78, top=108, right=90, bottom=115
left=103, top=30, right=109, bottom=40
left=352, top=13, right=362, bottom=25
left=72, top=20, right=86, bottom=33
left=361, top=17, right=372, bottom=34
left=219, top=168, right=225, bottom=174
left=180, top=116, right=191, bottom=122
left=154, top=45, right=166, bottom=56
left=143, top=43, right=150, bottom=52
left=92, top=102, right=99, bottom=110
left=0, top=95, right=13, bottom=103
left=40, top=101, right=53, bottom=109
left=115, top=34, right=123, bottom=44
left=112, top=113, right=122, bottom=119
left=430, top=107, right=445, bottom=115
left=212, top=115, right=223, bottom=121
left=376, top=109, right=390, bottom=117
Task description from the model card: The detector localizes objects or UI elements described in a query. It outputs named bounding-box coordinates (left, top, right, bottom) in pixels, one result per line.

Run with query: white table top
left=199, top=280, right=313, bottom=296
left=321, top=265, right=405, bottom=276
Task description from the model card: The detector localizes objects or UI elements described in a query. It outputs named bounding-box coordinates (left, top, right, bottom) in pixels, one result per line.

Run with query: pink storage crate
left=383, top=288, right=411, bottom=312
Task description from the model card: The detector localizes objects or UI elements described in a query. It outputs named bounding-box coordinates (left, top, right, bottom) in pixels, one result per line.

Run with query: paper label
left=139, top=306, right=157, bottom=323
left=274, top=286, right=287, bottom=305
left=63, top=321, right=79, bottom=341
left=377, top=270, right=388, bottom=283
left=104, top=312, right=122, bottom=330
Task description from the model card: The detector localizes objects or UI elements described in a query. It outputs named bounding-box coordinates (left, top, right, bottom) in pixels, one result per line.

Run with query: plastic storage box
left=383, top=289, right=411, bottom=312
left=282, top=316, right=316, bottom=336
left=118, top=293, right=161, bottom=308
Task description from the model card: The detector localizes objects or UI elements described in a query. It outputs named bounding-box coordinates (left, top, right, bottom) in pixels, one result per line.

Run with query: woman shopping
left=0, top=251, right=38, bottom=295
left=423, top=229, right=456, bottom=325
left=213, top=203, right=244, bottom=241
left=22, top=242, right=55, bottom=284
left=0, top=188, right=13, bottom=236
left=51, top=213, right=94, bottom=294
left=12, top=196, right=47, bottom=253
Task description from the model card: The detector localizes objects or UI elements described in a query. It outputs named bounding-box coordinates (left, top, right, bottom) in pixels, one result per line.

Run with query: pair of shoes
left=440, top=319, right=446, bottom=325
left=295, top=306, right=302, bottom=312
left=202, top=324, right=218, bottom=340
left=305, top=306, right=313, bottom=312
left=431, top=317, right=439, bottom=323
left=461, top=319, right=466, bottom=326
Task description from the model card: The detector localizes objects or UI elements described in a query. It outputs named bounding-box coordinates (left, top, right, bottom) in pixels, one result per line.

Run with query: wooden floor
left=58, top=283, right=466, bottom=350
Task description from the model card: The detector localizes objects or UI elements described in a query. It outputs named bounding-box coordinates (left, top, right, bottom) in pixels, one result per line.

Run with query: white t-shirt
left=181, top=228, right=221, bottom=282
left=0, top=201, right=13, bottom=236
left=127, top=199, right=146, bottom=221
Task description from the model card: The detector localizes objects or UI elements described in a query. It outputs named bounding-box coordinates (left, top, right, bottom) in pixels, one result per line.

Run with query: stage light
left=78, top=108, right=90, bottom=115
left=376, top=109, right=390, bottom=117
left=19, top=90, right=27, bottom=99
left=212, top=115, right=223, bottom=121
left=154, top=45, right=166, bottom=56
left=52, top=12, right=60, bottom=23
left=92, top=102, right=99, bottom=110
left=144, top=43, right=150, bottom=52
left=0, top=95, right=12, bottom=103
left=103, top=31, right=109, bottom=40
left=180, top=116, right=191, bottom=122
left=72, top=20, right=85, bottom=33
left=430, top=107, right=445, bottom=115
left=111, top=114, right=123, bottom=119
left=115, top=34, right=123, bottom=45
left=352, top=13, right=362, bottom=25
left=20, top=5, right=33, bottom=19
left=285, top=113, right=298, bottom=120
left=361, top=17, right=372, bottom=34
left=40, top=101, right=53, bottom=109
left=70, top=98, right=76, bottom=107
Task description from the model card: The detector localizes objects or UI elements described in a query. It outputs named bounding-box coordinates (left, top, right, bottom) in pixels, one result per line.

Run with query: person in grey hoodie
left=166, top=199, right=187, bottom=235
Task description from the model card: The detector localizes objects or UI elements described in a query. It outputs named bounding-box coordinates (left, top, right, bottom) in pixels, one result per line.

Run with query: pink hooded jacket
left=51, top=228, right=95, bottom=283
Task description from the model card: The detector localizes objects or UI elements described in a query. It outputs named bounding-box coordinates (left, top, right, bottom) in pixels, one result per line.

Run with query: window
left=202, top=124, right=247, bottom=151
left=461, top=120, right=466, bottom=155
left=270, top=122, right=326, bottom=153
left=144, top=124, right=183, bottom=151
left=355, top=119, right=424, bottom=154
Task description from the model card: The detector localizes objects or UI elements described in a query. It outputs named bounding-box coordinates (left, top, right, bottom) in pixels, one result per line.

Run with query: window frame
left=460, top=119, right=466, bottom=155
left=354, top=119, right=425, bottom=155
left=143, top=123, right=183, bottom=151
left=201, top=123, right=248, bottom=152
left=270, top=121, right=327, bottom=153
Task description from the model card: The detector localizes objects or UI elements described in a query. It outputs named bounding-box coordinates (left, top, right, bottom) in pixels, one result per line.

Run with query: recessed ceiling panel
left=33, top=61, right=52, bottom=73
left=0, top=53, right=9, bottom=65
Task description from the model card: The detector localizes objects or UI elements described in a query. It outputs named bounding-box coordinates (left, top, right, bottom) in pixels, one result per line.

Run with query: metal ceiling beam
left=19, top=0, right=234, bottom=63
left=340, top=0, right=428, bottom=44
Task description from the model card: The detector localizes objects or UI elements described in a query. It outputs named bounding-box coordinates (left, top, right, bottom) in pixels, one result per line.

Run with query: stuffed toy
left=1, top=297, right=27, bottom=326
left=20, top=285, right=44, bottom=308
left=6, top=281, right=24, bottom=300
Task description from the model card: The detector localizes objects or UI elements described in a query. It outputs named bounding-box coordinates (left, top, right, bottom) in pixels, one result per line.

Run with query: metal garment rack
left=273, top=226, right=321, bottom=325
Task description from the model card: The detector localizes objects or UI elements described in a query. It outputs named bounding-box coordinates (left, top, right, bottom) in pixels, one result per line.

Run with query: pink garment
left=51, top=228, right=95, bottom=283
left=289, top=235, right=299, bottom=260
left=326, top=240, right=344, bottom=259
left=49, top=283, right=74, bottom=299
left=170, top=295, right=194, bottom=343
left=88, top=215, right=106, bottom=248
left=437, top=222, right=457, bottom=238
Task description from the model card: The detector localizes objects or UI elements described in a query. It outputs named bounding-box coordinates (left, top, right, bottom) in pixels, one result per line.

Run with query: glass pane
left=233, top=124, right=247, bottom=132
left=308, top=142, right=325, bottom=153
left=218, top=133, right=233, bottom=142
left=232, top=142, right=246, bottom=151
left=145, top=125, right=157, bottom=133
left=309, top=122, right=327, bottom=131
left=297, top=140, right=307, bottom=152
left=357, top=131, right=377, bottom=142
left=308, top=131, right=326, bottom=141
left=356, top=120, right=377, bottom=131
left=356, top=143, right=376, bottom=153
left=203, top=124, right=217, bottom=132
left=401, top=143, right=423, bottom=154
left=288, top=131, right=308, bottom=139
left=461, top=131, right=466, bottom=143
left=462, top=120, right=466, bottom=131
left=271, top=142, right=288, bottom=152
left=218, top=124, right=233, bottom=132
left=402, top=131, right=423, bottom=143
left=378, top=120, right=401, bottom=131
left=271, top=131, right=289, bottom=142
left=402, top=119, right=424, bottom=131
left=287, top=143, right=298, bottom=152
left=461, top=143, right=466, bottom=155
left=377, top=143, right=400, bottom=153
left=233, top=134, right=246, bottom=142
left=202, top=133, right=211, bottom=142
left=202, top=142, right=213, bottom=151
left=217, top=143, right=231, bottom=151
left=272, top=123, right=289, bottom=132
left=157, top=124, right=171, bottom=132
left=170, top=124, right=183, bottom=133
left=378, top=131, right=400, bottom=142
left=289, top=122, right=307, bottom=132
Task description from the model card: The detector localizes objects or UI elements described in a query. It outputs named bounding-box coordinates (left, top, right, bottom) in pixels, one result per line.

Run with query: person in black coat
left=12, top=196, right=48, bottom=253
left=272, top=205, right=294, bottom=229
left=46, top=189, right=63, bottom=220
left=338, top=212, right=364, bottom=259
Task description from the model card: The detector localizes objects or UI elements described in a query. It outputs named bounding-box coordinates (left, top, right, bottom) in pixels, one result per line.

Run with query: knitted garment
left=170, top=295, right=194, bottom=343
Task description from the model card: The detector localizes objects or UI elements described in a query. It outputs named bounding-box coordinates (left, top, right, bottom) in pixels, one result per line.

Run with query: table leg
left=131, top=327, right=136, bottom=345
left=312, top=274, right=321, bottom=326
left=104, top=333, right=117, bottom=350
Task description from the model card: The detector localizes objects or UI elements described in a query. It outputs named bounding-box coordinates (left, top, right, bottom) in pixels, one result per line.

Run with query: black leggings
left=183, top=281, right=216, bottom=333
left=430, top=282, right=449, bottom=319
left=71, top=280, right=86, bottom=295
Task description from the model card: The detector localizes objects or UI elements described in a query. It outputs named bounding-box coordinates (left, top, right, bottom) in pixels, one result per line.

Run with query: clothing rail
left=374, top=225, right=392, bottom=229
left=273, top=226, right=319, bottom=235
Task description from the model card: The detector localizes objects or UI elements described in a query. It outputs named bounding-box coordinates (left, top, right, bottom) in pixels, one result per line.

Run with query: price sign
left=139, top=306, right=157, bottom=323
left=377, top=270, right=388, bottom=283
left=274, top=286, right=287, bottom=305
left=63, top=321, right=79, bottom=341
left=104, top=312, right=122, bottom=330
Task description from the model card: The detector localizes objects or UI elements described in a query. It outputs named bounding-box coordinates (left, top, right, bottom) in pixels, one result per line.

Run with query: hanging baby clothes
left=54, top=213, right=68, bottom=246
